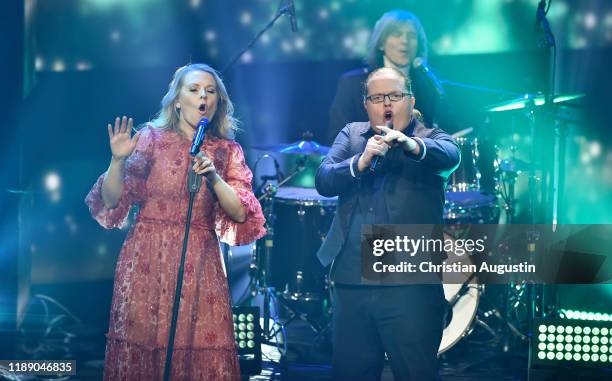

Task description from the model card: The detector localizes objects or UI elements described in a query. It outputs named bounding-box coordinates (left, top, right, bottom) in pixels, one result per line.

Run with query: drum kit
left=225, top=91, right=584, bottom=356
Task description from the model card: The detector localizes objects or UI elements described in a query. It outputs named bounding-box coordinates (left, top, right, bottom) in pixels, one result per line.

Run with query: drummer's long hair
left=366, top=9, right=428, bottom=69
left=146, top=63, right=238, bottom=139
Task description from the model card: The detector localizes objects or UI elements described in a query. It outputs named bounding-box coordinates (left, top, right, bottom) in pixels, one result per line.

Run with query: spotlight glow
left=44, top=172, right=61, bottom=191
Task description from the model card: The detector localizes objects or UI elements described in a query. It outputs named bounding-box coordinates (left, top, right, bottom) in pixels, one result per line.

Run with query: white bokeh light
left=204, top=30, right=216, bottom=42
left=35, top=56, right=44, bottom=71
left=240, top=51, right=253, bottom=63
left=110, top=30, right=121, bottom=42
left=585, top=13, right=597, bottom=30
left=52, top=60, right=65, bottom=72
left=240, top=11, right=252, bottom=25
left=44, top=172, right=61, bottom=191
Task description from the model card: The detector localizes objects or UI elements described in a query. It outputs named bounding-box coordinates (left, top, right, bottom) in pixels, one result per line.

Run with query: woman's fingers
left=113, top=117, right=121, bottom=135
left=110, top=116, right=133, bottom=138
left=120, top=116, right=127, bottom=133
left=192, top=157, right=216, bottom=175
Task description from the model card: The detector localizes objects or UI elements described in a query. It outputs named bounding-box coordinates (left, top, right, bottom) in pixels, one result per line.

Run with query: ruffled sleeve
left=215, top=141, right=266, bottom=246
left=85, top=127, right=155, bottom=229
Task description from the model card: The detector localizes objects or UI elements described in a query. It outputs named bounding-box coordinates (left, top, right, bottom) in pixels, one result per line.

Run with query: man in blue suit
left=316, top=67, right=460, bottom=381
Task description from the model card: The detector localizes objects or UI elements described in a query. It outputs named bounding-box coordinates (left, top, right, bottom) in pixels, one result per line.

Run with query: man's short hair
left=363, top=67, right=413, bottom=101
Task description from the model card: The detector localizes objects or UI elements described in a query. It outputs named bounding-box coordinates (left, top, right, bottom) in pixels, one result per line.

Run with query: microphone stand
left=222, top=0, right=296, bottom=74
left=163, top=166, right=203, bottom=381
left=533, top=0, right=558, bottom=324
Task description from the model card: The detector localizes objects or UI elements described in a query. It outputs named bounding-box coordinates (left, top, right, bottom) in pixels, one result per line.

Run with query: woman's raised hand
left=108, top=116, right=139, bottom=161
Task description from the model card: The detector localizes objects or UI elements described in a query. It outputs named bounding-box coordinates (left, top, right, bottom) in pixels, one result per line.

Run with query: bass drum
left=439, top=283, right=480, bottom=354
left=438, top=230, right=481, bottom=355
left=270, top=187, right=337, bottom=301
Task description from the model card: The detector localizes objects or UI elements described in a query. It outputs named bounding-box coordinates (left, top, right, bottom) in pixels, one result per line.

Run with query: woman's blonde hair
left=147, top=63, right=238, bottom=138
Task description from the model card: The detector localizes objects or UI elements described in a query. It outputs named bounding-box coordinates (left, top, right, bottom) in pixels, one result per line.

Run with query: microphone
left=412, top=57, right=445, bottom=98
left=369, top=123, right=391, bottom=173
left=190, top=117, right=209, bottom=156
left=280, top=0, right=298, bottom=32
left=534, top=0, right=545, bottom=28
left=187, top=117, right=209, bottom=193
left=534, top=0, right=554, bottom=47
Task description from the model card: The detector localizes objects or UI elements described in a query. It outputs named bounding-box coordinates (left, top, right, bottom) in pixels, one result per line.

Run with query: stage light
left=606, top=12, right=612, bottom=26
left=530, top=318, right=612, bottom=380
left=281, top=40, right=293, bottom=53
left=589, top=141, right=602, bottom=157
left=232, top=306, right=261, bottom=376
left=240, top=11, right=252, bottom=26
left=204, top=30, right=216, bottom=42
left=560, top=309, right=612, bottom=322
left=110, top=30, right=121, bottom=43
left=76, top=61, right=92, bottom=71
left=294, top=37, right=306, bottom=50
left=35, top=56, right=44, bottom=71
left=240, top=51, right=253, bottom=64
left=585, top=13, right=597, bottom=30
left=52, top=60, right=65, bottom=72
left=44, top=172, right=61, bottom=192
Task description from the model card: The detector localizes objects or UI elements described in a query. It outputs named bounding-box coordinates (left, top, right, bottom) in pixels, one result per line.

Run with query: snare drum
left=444, top=191, right=500, bottom=224
left=270, top=187, right=337, bottom=301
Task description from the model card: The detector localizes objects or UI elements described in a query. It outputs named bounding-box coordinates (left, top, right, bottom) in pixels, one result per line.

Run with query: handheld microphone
left=190, top=117, right=209, bottom=156
left=370, top=122, right=391, bottom=173
left=413, top=57, right=445, bottom=98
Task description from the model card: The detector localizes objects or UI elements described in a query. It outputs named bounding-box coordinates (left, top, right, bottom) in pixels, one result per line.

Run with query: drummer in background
left=326, top=9, right=443, bottom=145
left=316, top=67, right=460, bottom=381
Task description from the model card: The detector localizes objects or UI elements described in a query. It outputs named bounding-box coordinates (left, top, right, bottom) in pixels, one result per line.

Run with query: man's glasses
left=365, top=92, right=412, bottom=104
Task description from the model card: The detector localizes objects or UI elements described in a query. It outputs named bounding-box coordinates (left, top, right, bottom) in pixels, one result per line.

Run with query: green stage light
left=560, top=309, right=612, bottom=322
left=531, top=318, right=612, bottom=368
left=232, top=306, right=261, bottom=375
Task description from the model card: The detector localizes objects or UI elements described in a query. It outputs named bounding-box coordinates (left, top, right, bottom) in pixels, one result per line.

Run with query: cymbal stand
left=250, top=158, right=306, bottom=346
left=497, top=115, right=520, bottom=224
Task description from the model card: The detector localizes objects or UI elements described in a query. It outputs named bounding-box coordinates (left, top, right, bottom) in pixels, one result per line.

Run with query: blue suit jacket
left=315, top=119, right=460, bottom=267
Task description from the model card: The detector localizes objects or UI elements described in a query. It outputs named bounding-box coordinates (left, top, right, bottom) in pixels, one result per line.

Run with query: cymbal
left=252, top=139, right=330, bottom=155
left=486, top=93, right=584, bottom=112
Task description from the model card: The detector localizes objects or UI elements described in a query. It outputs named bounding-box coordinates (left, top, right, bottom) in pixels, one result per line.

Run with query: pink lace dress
left=85, top=126, right=266, bottom=380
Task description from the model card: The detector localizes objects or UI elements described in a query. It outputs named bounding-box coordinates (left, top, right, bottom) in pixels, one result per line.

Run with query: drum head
left=274, top=186, right=337, bottom=206
left=439, top=283, right=480, bottom=354
left=439, top=231, right=480, bottom=355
